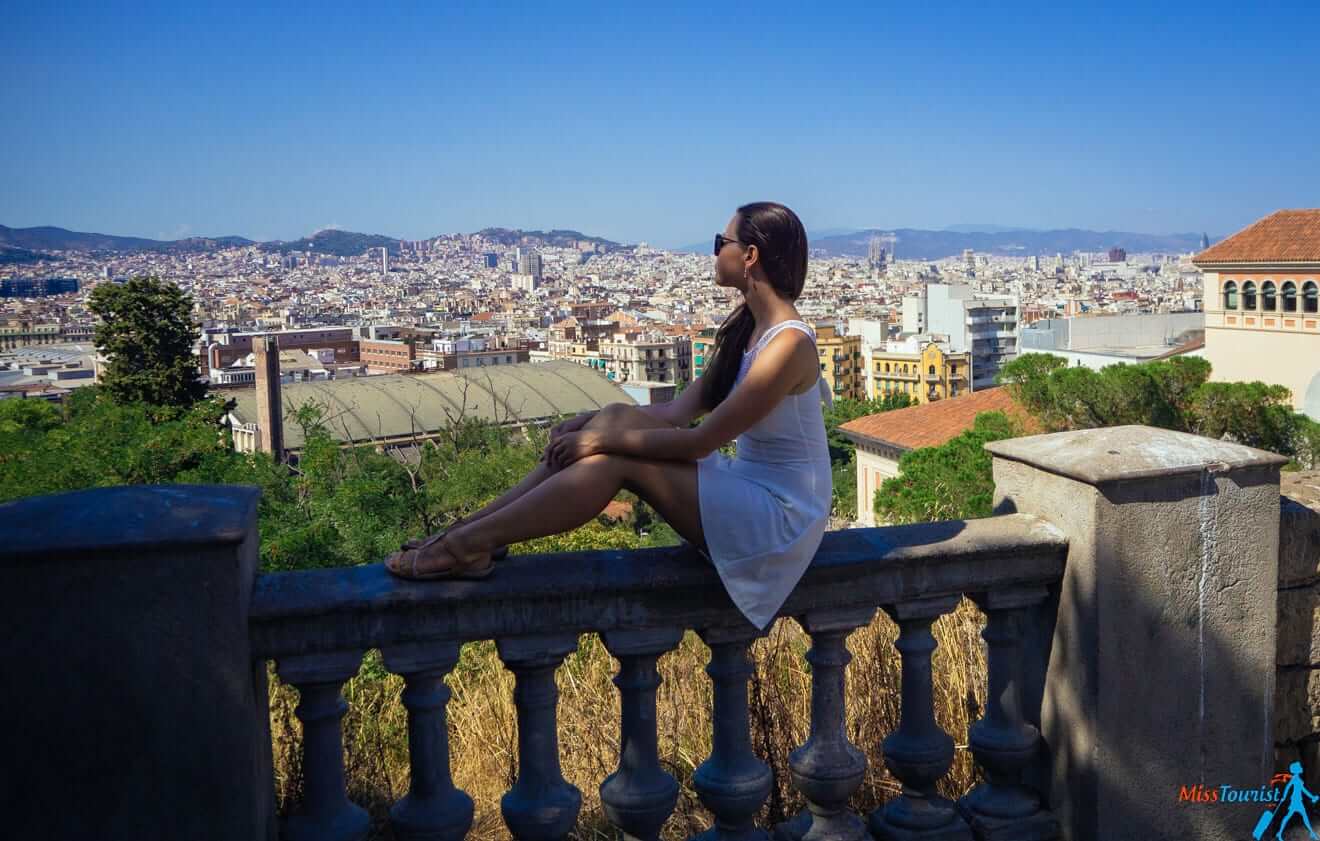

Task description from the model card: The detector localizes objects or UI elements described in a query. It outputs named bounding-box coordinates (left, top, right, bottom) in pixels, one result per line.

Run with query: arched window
left=1282, top=281, right=1297, bottom=312
left=1242, top=281, right=1257, bottom=310
left=1223, top=281, right=1238, bottom=310
left=1262, top=281, right=1277, bottom=311
left=1305, top=281, right=1319, bottom=314
left=928, top=364, right=936, bottom=375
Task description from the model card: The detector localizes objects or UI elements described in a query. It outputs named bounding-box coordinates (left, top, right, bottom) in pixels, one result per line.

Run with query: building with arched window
left=1193, top=209, right=1320, bottom=419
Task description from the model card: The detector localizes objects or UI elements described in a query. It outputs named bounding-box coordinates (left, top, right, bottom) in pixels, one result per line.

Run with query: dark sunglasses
left=714, top=233, right=745, bottom=255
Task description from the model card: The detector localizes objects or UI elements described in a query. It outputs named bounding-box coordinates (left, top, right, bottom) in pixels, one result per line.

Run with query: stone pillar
left=987, top=425, right=1287, bottom=841
left=0, top=485, right=275, bottom=840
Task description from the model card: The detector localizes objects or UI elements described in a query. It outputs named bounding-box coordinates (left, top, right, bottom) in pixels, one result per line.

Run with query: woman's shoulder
left=763, top=322, right=820, bottom=395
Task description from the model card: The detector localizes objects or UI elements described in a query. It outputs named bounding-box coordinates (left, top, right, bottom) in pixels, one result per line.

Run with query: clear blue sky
left=4, top=1, right=1318, bottom=248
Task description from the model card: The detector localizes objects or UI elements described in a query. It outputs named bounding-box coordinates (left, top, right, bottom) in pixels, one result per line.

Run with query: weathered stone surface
left=1280, top=474, right=1320, bottom=588
left=986, top=424, right=1289, bottom=485
left=991, top=426, right=1283, bottom=841
left=1274, top=668, right=1320, bottom=744
left=1277, top=585, right=1320, bottom=668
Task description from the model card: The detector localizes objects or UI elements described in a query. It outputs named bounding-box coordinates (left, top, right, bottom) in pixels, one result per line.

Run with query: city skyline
left=4, top=2, right=1318, bottom=248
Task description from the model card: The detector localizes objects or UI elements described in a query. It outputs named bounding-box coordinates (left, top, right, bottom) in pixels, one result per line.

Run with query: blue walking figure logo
left=1258, top=762, right=1320, bottom=840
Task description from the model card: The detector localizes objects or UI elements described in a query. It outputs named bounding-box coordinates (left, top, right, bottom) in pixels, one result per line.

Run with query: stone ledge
left=250, top=513, right=1067, bottom=660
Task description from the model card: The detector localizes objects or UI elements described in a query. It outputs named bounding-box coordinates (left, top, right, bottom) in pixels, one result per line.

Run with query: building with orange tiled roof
left=838, top=387, right=1039, bottom=526
left=1192, top=210, right=1320, bottom=418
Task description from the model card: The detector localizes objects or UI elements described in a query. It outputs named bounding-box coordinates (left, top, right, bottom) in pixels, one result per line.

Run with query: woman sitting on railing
left=386, top=201, right=834, bottom=630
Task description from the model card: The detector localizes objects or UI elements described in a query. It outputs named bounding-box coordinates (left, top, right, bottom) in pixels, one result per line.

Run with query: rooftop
left=838, top=386, right=1039, bottom=452
left=1193, top=209, right=1320, bottom=266
left=227, top=358, right=633, bottom=450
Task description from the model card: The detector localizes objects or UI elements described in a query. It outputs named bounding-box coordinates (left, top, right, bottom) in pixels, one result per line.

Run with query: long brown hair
left=699, top=201, right=809, bottom=411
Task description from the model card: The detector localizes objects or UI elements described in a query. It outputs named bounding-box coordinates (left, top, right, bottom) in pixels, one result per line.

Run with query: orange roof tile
left=1193, top=210, right=1320, bottom=265
left=839, top=387, right=1039, bottom=452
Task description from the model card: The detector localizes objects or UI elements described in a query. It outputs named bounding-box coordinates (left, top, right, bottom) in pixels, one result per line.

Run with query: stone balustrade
left=250, top=511, right=1066, bottom=841
left=0, top=425, right=1296, bottom=841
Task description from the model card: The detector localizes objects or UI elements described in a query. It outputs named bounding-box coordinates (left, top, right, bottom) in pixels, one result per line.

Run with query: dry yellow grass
left=269, top=598, right=989, bottom=839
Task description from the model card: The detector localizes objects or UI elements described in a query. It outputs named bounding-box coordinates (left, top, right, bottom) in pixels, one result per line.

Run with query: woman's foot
left=402, top=514, right=509, bottom=560
left=385, top=529, right=494, bottom=580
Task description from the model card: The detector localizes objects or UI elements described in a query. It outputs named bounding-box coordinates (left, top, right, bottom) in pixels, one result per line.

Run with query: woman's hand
left=543, top=429, right=610, bottom=469
left=549, top=410, right=598, bottom=443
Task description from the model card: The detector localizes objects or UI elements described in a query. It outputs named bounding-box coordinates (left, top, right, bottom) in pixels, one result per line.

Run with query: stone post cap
left=985, top=424, right=1289, bottom=485
left=0, top=484, right=260, bottom=563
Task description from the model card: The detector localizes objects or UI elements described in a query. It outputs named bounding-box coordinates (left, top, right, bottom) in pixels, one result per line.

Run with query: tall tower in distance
left=253, top=336, right=284, bottom=461
left=1200, top=232, right=1210, bottom=251
left=381, top=247, right=390, bottom=275
left=867, top=235, right=887, bottom=270
left=518, top=249, right=543, bottom=281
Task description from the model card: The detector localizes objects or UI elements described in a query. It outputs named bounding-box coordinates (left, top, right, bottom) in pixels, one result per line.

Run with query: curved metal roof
left=226, top=359, right=634, bottom=450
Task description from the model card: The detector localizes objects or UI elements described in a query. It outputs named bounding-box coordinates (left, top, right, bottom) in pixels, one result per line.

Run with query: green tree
left=88, top=275, right=207, bottom=407
left=874, top=411, right=1021, bottom=524
left=823, top=392, right=913, bottom=520
left=1189, top=381, right=1300, bottom=455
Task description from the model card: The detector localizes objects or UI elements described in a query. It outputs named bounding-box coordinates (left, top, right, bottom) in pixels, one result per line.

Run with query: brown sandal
left=402, top=515, right=510, bottom=560
left=385, top=532, right=495, bottom=581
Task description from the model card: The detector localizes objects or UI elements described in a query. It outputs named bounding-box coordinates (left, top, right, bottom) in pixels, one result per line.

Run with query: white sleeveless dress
left=694, top=319, right=835, bottom=630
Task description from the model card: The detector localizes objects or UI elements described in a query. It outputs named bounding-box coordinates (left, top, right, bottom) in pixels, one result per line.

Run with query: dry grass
left=269, top=598, right=989, bottom=839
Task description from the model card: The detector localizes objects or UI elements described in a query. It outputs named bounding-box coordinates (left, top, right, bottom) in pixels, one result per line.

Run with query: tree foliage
left=873, top=411, right=1021, bottom=524
left=88, top=275, right=208, bottom=407
left=0, top=390, right=661, bottom=573
left=997, top=353, right=1315, bottom=465
left=872, top=353, right=1320, bottom=526
left=823, top=392, right=913, bottom=521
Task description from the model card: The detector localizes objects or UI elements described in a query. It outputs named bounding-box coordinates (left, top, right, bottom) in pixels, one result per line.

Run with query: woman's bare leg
left=387, top=452, right=705, bottom=576
left=455, top=404, right=675, bottom=526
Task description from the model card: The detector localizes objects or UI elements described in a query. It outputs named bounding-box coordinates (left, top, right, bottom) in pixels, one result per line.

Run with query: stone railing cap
left=0, top=484, right=259, bottom=563
left=985, top=425, right=1290, bottom=485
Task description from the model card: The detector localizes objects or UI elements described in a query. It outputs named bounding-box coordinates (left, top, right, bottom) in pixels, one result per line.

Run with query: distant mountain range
left=679, top=227, right=1211, bottom=259
left=0, top=225, right=253, bottom=254
left=4, top=221, right=1211, bottom=261
left=0, top=223, right=624, bottom=258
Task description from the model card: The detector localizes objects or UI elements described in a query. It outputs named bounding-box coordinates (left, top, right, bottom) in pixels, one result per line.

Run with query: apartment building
left=870, top=337, right=970, bottom=404
left=815, top=323, right=865, bottom=401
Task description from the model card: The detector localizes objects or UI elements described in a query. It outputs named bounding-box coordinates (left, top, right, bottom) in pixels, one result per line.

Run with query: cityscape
left=0, top=219, right=1219, bottom=428
left=5, top=3, right=1320, bottom=840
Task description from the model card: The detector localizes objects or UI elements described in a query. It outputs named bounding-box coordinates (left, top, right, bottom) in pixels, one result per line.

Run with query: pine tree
left=88, top=276, right=207, bottom=408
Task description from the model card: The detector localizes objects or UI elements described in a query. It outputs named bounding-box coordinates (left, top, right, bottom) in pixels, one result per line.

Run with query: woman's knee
left=584, top=402, right=628, bottom=429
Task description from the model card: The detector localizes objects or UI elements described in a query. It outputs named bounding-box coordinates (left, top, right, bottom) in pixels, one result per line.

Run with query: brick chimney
left=253, top=336, right=284, bottom=460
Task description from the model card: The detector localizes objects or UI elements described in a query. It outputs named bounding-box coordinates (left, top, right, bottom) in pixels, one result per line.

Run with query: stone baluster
left=381, top=641, right=474, bottom=840
left=691, top=626, right=774, bottom=841
left=277, top=650, right=371, bottom=841
left=600, top=628, right=686, bottom=841
left=776, top=607, right=876, bottom=841
left=869, top=596, right=972, bottom=841
left=497, top=634, right=583, bottom=840
left=958, top=587, right=1059, bottom=840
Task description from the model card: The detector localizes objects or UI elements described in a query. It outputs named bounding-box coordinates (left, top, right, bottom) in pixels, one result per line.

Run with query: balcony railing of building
left=0, top=426, right=1293, bottom=841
